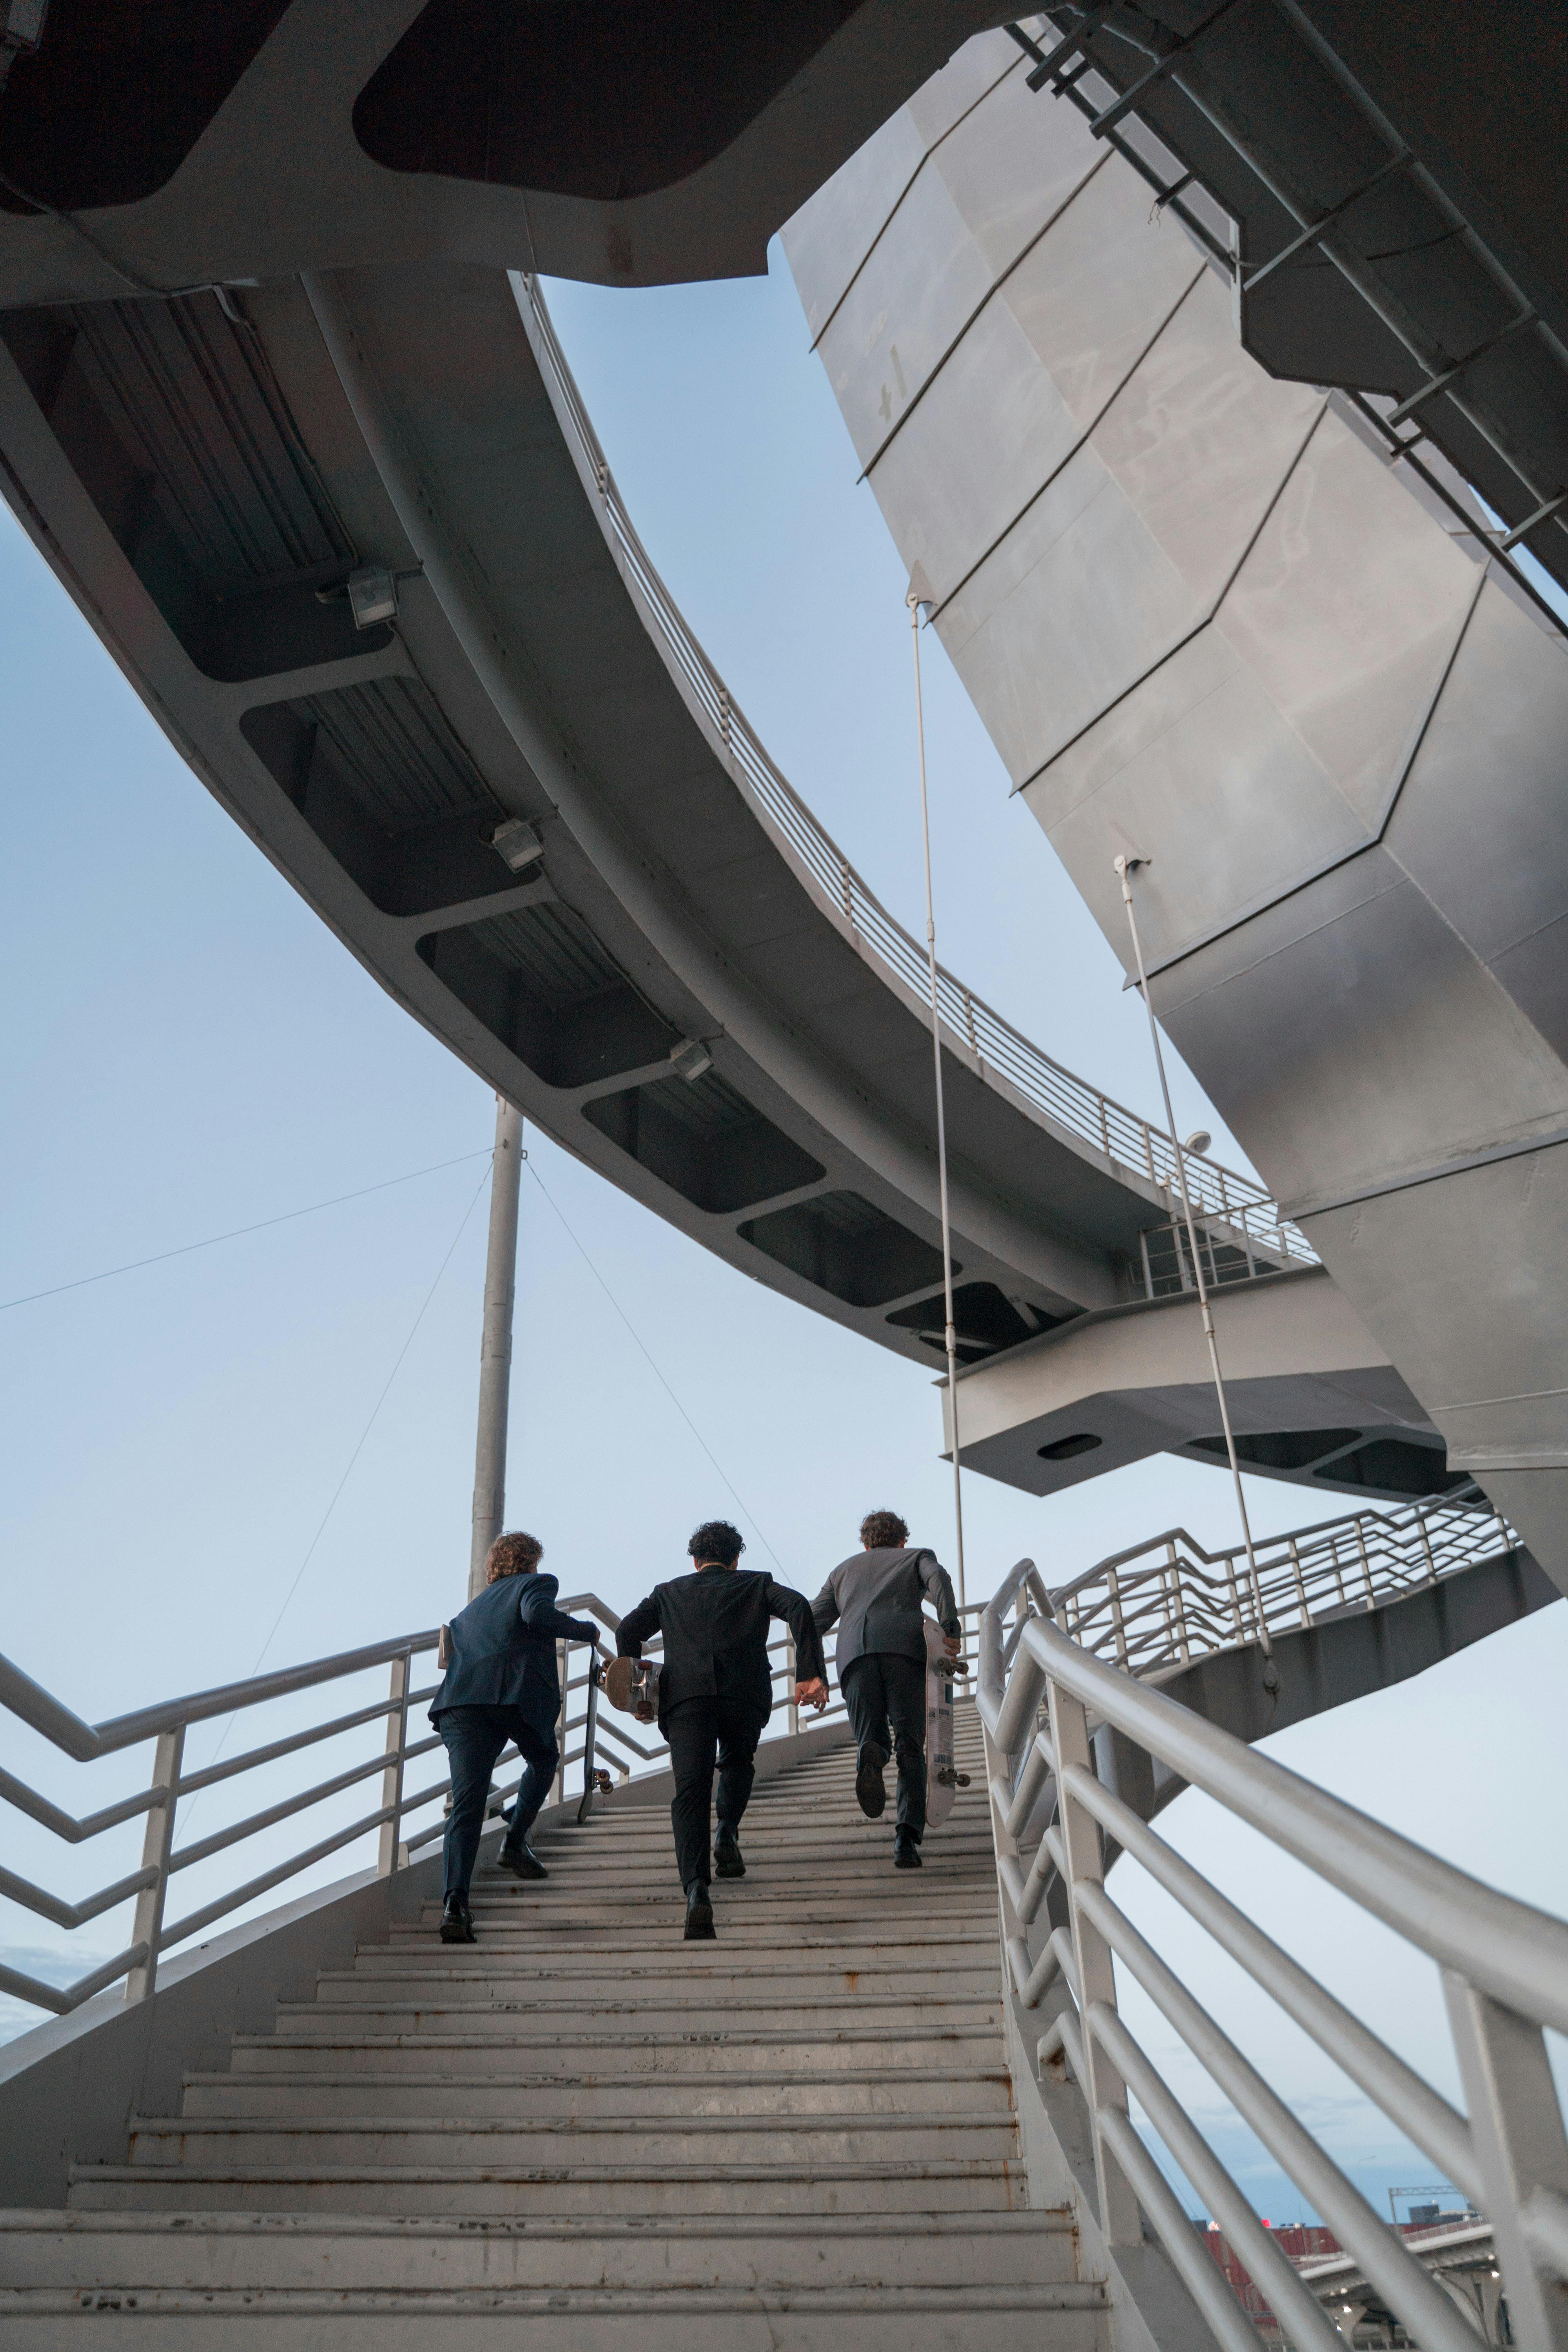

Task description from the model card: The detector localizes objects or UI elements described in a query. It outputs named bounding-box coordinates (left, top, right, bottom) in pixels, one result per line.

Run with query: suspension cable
left=1114, top=854, right=1277, bottom=1690
left=909, top=590, right=966, bottom=1611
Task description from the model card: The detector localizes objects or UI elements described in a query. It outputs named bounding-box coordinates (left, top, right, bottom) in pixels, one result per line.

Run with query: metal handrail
left=0, top=1580, right=883, bottom=2020
left=1049, top=1491, right=1521, bottom=1678
left=510, top=269, right=1313, bottom=1269
left=977, top=1569, right=1568, bottom=2352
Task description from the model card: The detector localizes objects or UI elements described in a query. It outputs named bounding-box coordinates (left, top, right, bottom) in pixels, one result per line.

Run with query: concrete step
left=68, top=2156, right=1027, bottom=2218
left=180, top=2066, right=1016, bottom=2119
left=0, top=2282, right=1105, bottom=2348
left=269, top=1994, right=1002, bottom=2036
left=126, top=2111, right=1018, bottom=2169
left=228, top=2024, right=1005, bottom=2078
left=312, top=1963, right=1002, bottom=2003
left=0, top=2205, right=1080, bottom=2292
left=379, top=1926, right=997, bottom=1956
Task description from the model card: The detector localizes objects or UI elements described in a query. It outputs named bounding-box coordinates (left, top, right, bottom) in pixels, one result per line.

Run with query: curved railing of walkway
left=514, top=271, right=1313, bottom=1274
left=0, top=1591, right=873, bottom=2021
left=1047, top=1490, right=1521, bottom=1677
left=977, top=1541, right=1568, bottom=2352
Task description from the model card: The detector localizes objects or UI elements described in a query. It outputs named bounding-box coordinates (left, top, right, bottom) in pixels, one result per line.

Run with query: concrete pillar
left=468, top=1095, right=523, bottom=1600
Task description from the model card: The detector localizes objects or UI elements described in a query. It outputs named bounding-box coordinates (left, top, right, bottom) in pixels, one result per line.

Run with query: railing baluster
left=377, top=1654, right=409, bottom=1878
left=124, top=1723, right=183, bottom=2004
left=1047, top=1674, right=1142, bottom=2245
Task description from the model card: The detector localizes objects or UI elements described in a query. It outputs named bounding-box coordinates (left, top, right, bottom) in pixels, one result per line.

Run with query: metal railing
left=0, top=1588, right=867, bottom=2020
left=1051, top=1491, right=1520, bottom=1681
left=978, top=1558, right=1568, bottom=2352
left=511, top=270, right=1312, bottom=1272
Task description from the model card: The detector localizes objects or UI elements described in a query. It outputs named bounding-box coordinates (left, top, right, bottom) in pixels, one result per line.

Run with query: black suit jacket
left=617, top=1566, right=825, bottom=1732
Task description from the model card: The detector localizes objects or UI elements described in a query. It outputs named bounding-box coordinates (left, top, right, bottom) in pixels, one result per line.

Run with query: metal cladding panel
left=787, top=33, right=1568, bottom=1581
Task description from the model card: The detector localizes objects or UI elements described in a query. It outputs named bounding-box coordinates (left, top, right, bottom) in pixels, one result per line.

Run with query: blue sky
left=2, top=240, right=1563, bottom=2223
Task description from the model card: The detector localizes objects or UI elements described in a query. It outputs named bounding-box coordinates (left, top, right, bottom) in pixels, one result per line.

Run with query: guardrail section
left=978, top=1561, right=1568, bottom=2352
left=512, top=270, right=1312, bottom=1277
left=0, top=1586, right=885, bottom=2021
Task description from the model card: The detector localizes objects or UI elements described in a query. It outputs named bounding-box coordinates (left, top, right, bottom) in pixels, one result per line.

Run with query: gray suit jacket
left=811, top=1546, right=960, bottom=1674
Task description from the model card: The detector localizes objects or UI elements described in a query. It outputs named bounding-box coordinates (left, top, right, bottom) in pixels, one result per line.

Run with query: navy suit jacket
left=428, top=1572, right=598, bottom=1738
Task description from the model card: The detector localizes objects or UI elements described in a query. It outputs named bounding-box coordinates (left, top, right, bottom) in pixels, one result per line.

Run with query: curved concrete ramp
left=0, top=259, right=1300, bottom=1373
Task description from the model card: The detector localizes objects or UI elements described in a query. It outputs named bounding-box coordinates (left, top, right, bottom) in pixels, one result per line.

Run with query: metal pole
left=1113, top=857, right=1277, bottom=1690
left=911, top=590, right=966, bottom=1610
left=468, top=1094, right=524, bottom=1601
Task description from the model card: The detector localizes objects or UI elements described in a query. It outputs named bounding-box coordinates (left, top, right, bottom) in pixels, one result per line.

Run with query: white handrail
left=0, top=1588, right=851, bottom=2019
left=510, top=270, right=1313, bottom=1269
left=978, top=1565, right=1568, bottom=2352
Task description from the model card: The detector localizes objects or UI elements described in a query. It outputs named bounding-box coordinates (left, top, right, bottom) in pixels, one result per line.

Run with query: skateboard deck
left=923, top=1618, right=971, bottom=1829
left=602, top=1655, right=659, bottom=1722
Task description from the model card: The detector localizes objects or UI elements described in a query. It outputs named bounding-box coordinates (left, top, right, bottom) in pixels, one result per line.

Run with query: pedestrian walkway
left=1, top=1708, right=1107, bottom=2347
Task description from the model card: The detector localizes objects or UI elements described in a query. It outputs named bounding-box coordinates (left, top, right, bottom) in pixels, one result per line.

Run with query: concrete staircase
left=0, top=1708, right=1106, bottom=2346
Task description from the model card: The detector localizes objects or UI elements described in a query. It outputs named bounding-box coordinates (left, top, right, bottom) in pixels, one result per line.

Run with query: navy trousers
left=437, top=1704, right=559, bottom=1902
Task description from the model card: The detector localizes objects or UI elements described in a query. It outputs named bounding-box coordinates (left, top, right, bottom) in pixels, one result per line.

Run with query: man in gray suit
left=811, top=1509, right=961, bottom=1869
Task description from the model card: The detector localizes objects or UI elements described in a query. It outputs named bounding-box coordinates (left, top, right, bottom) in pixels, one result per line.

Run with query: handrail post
left=552, top=1640, right=568, bottom=1807
left=1165, top=1540, right=1192, bottom=1662
left=786, top=1629, right=799, bottom=1736
left=1445, top=1971, right=1568, bottom=2352
left=377, top=1654, right=410, bottom=1877
left=1289, top=1537, right=1311, bottom=1630
left=1047, top=1675, right=1141, bottom=2245
left=1222, top=1543, right=1245, bottom=1642
left=1106, top=1566, right=1130, bottom=1669
left=124, top=1723, right=183, bottom=2004
left=1355, top=1519, right=1377, bottom=1611
left=1416, top=1508, right=1439, bottom=1586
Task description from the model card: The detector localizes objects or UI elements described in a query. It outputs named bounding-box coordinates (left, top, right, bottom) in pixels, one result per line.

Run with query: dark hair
left=689, top=1519, right=745, bottom=1566
left=860, top=1510, right=909, bottom=1552
left=486, top=1530, right=543, bottom=1583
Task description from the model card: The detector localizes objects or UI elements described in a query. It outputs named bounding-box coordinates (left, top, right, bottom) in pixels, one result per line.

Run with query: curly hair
left=860, top=1509, right=909, bottom=1552
left=688, top=1519, right=745, bottom=1566
left=486, top=1530, right=544, bottom=1583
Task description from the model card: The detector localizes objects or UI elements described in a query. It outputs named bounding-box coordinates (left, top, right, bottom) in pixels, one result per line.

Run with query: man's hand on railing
left=795, top=1677, right=829, bottom=1713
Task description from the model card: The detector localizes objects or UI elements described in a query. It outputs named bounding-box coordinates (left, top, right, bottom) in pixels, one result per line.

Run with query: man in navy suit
left=429, top=1530, right=600, bottom=1942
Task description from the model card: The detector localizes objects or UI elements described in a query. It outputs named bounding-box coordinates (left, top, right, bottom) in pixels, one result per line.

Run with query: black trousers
left=842, top=1651, right=927, bottom=1836
left=437, top=1704, right=559, bottom=1903
left=664, top=1695, right=766, bottom=1891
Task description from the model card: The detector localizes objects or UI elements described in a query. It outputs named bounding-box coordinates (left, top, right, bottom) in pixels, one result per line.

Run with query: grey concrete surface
left=786, top=29, right=1568, bottom=1591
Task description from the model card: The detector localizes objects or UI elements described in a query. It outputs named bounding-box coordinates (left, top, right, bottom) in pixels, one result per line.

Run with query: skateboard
left=602, top=1654, right=659, bottom=1723
left=923, top=1617, right=972, bottom=1829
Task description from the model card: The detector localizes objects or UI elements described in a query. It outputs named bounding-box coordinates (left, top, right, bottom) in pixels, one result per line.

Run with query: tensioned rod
left=911, top=592, right=965, bottom=1610
left=1114, top=857, right=1275, bottom=1685
left=469, top=1095, right=523, bottom=1600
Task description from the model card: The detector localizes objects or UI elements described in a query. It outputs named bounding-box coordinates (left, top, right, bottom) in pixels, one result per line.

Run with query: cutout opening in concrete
left=886, top=1281, right=1061, bottom=1363
left=1038, top=1432, right=1103, bottom=1463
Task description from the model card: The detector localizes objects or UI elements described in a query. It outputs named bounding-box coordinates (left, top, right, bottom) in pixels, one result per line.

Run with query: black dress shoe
left=893, top=1829, right=923, bottom=1869
left=684, top=1881, right=716, bottom=1940
left=713, top=1829, right=746, bottom=1879
left=855, top=1742, right=889, bottom=1819
left=495, top=1840, right=548, bottom=1881
left=439, top=1894, right=477, bottom=1942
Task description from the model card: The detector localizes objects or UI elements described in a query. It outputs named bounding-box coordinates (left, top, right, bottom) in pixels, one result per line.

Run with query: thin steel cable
left=910, top=593, right=966, bottom=1611
left=523, top=1158, right=788, bottom=1577
left=1114, top=855, right=1276, bottom=1687
left=0, top=1150, right=493, bottom=1312
left=184, top=1161, right=494, bottom=1809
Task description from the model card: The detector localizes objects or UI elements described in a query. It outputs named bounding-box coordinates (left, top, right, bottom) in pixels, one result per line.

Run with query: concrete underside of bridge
left=0, top=2, right=1010, bottom=298
left=944, top=1264, right=1457, bottom=1506
left=786, top=30, right=1568, bottom=1594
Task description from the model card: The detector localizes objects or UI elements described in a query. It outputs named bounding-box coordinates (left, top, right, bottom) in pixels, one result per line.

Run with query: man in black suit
left=428, top=1530, right=600, bottom=1943
left=616, top=1520, right=827, bottom=1940
left=812, top=1508, right=961, bottom=1871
